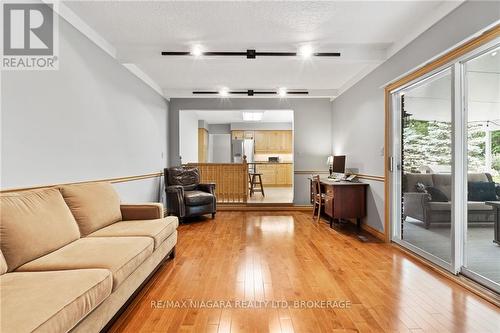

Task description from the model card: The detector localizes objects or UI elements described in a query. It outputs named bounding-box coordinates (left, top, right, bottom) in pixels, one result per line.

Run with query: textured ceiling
left=63, top=1, right=463, bottom=98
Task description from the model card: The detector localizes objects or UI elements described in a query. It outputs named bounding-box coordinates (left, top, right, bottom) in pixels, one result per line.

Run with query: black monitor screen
left=332, top=155, right=346, bottom=173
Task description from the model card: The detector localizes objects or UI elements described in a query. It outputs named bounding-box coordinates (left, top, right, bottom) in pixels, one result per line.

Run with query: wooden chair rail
left=185, top=163, right=248, bottom=204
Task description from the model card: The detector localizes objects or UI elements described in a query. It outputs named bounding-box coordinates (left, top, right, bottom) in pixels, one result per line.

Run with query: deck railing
left=185, top=161, right=248, bottom=204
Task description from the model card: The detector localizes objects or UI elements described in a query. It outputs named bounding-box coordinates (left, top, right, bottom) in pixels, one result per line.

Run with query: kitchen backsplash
left=254, top=153, right=293, bottom=162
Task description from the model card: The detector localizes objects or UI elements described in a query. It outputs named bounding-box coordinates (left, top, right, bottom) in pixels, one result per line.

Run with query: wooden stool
left=249, top=173, right=265, bottom=197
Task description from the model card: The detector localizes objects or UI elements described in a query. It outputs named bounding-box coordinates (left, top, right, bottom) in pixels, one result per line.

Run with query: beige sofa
left=0, top=182, right=178, bottom=333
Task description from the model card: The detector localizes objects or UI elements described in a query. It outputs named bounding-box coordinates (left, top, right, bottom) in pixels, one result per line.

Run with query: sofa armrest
left=120, top=203, right=164, bottom=220
left=403, top=192, right=431, bottom=221
left=197, top=183, right=216, bottom=194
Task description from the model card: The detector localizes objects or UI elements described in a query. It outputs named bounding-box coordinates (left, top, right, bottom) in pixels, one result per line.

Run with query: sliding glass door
left=391, top=67, right=454, bottom=269
left=390, top=38, right=500, bottom=292
left=462, top=46, right=500, bottom=291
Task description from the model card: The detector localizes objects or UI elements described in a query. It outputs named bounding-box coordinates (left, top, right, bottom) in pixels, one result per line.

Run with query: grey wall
left=331, top=1, right=500, bottom=232
left=1, top=14, right=169, bottom=202
left=208, top=124, right=231, bottom=134
left=169, top=98, right=333, bottom=204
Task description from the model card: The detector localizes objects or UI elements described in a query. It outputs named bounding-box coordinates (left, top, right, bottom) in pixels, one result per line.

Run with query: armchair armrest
left=166, top=185, right=185, bottom=217
left=197, top=183, right=216, bottom=194
left=120, top=203, right=164, bottom=220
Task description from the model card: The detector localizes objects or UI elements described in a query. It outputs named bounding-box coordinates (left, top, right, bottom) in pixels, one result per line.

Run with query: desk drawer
left=325, top=187, right=334, bottom=197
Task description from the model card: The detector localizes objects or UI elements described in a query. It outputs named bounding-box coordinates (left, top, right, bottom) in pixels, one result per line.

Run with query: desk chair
left=312, top=175, right=325, bottom=222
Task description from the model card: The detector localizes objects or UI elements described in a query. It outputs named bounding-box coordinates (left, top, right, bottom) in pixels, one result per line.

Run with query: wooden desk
left=310, top=178, right=368, bottom=229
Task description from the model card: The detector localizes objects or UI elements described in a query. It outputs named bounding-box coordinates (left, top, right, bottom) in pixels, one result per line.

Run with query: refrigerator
left=232, top=139, right=254, bottom=163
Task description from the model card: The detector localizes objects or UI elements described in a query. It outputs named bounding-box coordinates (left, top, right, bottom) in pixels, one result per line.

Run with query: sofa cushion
left=0, top=251, right=8, bottom=275
left=17, top=237, right=153, bottom=291
left=87, top=216, right=178, bottom=249
left=468, top=182, right=497, bottom=202
left=0, top=269, right=111, bottom=333
left=60, top=182, right=122, bottom=236
left=167, top=167, right=200, bottom=191
left=0, top=188, right=80, bottom=272
left=428, top=202, right=452, bottom=211
left=184, top=190, right=213, bottom=206
left=467, top=201, right=494, bottom=211
left=404, top=173, right=434, bottom=193
left=426, top=186, right=449, bottom=202
left=431, top=174, right=452, bottom=200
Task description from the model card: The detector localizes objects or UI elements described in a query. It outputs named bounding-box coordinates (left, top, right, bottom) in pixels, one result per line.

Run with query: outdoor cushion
left=88, top=216, right=178, bottom=249
left=426, top=186, right=449, bottom=202
left=16, top=237, right=153, bottom=291
left=0, top=188, right=80, bottom=271
left=184, top=190, right=213, bottom=206
left=0, top=269, right=112, bottom=333
left=60, top=182, right=122, bottom=236
left=468, top=182, right=497, bottom=202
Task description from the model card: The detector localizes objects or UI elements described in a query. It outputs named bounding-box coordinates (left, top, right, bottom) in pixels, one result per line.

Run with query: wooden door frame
left=383, top=24, right=500, bottom=242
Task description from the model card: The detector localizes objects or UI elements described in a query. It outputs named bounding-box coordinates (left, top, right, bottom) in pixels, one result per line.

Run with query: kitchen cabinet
left=232, top=130, right=254, bottom=140
left=198, top=128, right=209, bottom=162
left=254, top=130, right=292, bottom=154
left=254, top=163, right=293, bottom=186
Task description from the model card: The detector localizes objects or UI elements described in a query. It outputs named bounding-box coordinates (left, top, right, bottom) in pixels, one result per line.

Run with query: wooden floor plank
left=109, top=211, right=500, bottom=333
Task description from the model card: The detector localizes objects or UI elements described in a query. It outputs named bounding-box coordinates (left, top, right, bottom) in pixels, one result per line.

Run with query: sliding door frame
left=384, top=25, right=500, bottom=289
left=384, top=24, right=500, bottom=243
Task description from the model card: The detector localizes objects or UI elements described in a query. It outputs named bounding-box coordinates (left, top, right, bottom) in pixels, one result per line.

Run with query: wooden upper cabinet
left=254, top=130, right=292, bottom=154
left=232, top=130, right=244, bottom=140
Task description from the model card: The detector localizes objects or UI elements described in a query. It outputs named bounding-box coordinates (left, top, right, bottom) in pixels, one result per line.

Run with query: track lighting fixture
left=162, top=49, right=340, bottom=59
left=192, top=89, right=308, bottom=97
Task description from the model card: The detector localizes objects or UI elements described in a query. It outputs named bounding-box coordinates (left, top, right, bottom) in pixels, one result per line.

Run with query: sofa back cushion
left=166, top=167, right=200, bottom=191
left=60, top=182, right=122, bottom=236
left=432, top=174, right=452, bottom=200
left=0, top=250, right=8, bottom=275
left=404, top=174, right=433, bottom=193
left=0, top=188, right=80, bottom=271
left=467, top=173, right=490, bottom=183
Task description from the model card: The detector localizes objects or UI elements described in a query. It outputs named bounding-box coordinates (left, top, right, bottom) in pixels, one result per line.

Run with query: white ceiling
left=190, top=110, right=294, bottom=124
left=62, top=0, right=464, bottom=99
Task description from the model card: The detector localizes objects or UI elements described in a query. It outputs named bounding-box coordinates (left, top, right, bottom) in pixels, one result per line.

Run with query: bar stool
left=248, top=164, right=265, bottom=197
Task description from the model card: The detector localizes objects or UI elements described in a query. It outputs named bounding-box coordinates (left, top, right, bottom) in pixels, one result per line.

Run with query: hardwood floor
left=110, top=212, right=500, bottom=333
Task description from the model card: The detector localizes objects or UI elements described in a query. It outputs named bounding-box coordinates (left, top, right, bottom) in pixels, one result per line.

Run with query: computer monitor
left=332, top=155, right=346, bottom=174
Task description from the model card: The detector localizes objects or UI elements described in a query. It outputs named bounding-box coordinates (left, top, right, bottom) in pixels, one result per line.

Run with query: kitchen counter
left=250, top=161, right=293, bottom=164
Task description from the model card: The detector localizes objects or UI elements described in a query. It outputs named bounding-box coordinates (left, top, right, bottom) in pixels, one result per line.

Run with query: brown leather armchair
left=164, top=167, right=216, bottom=222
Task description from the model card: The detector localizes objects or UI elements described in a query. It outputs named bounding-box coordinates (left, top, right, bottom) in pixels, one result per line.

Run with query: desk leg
left=329, top=217, right=333, bottom=228
left=356, top=218, right=361, bottom=231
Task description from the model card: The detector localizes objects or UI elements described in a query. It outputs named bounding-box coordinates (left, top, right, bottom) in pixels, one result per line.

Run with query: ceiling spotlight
left=278, top=87, right=287, bottom=97
left=219, top=87, right=229, bottom=97
left=191, top=45, right=203, bottom=56
left=492, top=51, right=498, bottom=57
left=298, top=45, right=314, bottom=58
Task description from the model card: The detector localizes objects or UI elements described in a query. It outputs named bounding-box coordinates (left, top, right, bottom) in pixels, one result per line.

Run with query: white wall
left=1, top=11, right=168, bottom=202
left=331, top=1, right=500, bottom=232
left=179, top=111, right=199, bottom=163
left=169, top=98, right=332, bottom=204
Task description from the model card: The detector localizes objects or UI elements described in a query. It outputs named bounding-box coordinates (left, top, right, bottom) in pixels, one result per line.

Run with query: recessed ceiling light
left=298, top=45, right=314, bottom=58
left=278, top=87, right=287, bottom=97
left=242, top=111, right=264, bottom=121
left=219, top=87, right=229, bottom=97
left=492, top=51, right=498, bottom=57
left=191, top=45, right=203, bottom=56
